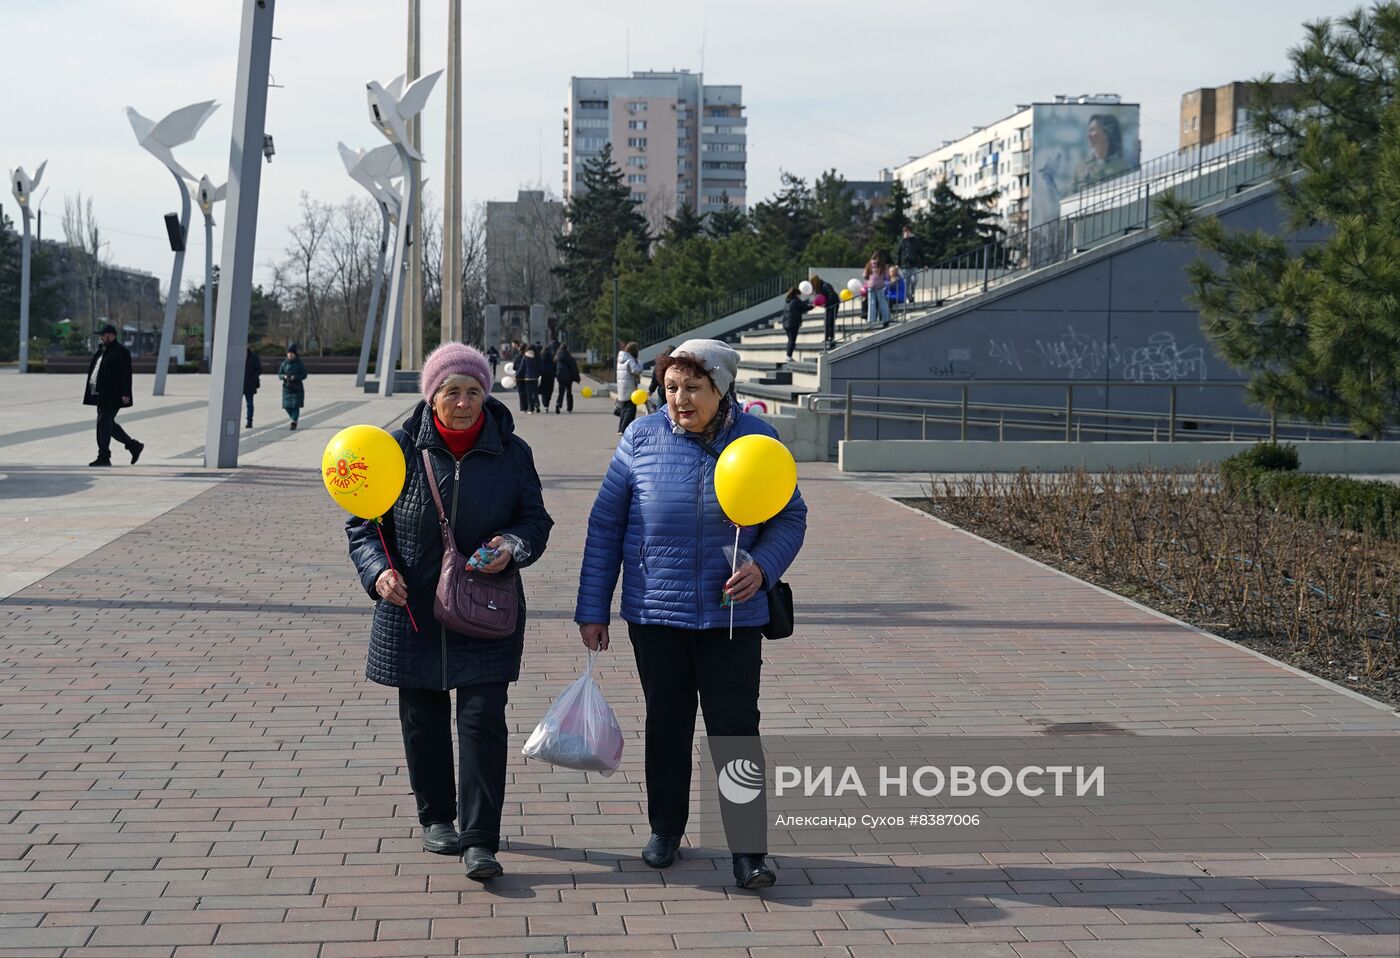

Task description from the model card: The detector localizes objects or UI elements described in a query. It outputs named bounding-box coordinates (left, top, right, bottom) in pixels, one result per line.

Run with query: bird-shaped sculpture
left=194, top=175, right=227, bottom=221
left=125, top=101, right=220, bottom=181
left=364, top=72, right=442, bottom=161
left=10, top=161, right=47, bottom=208
left=337, top=142, right=403, bottom=220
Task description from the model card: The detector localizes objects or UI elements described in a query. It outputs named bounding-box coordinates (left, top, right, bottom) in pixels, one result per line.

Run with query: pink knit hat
left=421, top=343, right=492, bottom=403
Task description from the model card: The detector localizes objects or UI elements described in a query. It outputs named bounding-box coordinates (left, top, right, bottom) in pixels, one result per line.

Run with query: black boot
left=88, top=457, right=112, bottom=467
left=733, top=854, right=775, bottom=889
left=463, top=846, right=503, bottom=881
left=421, top=822, right=460, bottom=855
left=128, top=441, right=144, bottom=465
left=641, top=834, right=682, bottom=869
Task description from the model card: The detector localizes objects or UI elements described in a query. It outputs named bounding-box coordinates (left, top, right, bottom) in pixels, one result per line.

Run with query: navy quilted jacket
left=575, top=404, right=807, bottom=629
left=347, top=398, right=553, bottom=689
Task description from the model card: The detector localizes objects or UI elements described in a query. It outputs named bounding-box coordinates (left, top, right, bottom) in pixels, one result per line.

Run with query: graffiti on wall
left=986, top=326, right=1207, bottom=382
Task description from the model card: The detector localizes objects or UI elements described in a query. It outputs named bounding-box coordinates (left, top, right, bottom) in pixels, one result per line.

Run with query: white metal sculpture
left=10, top=161, right=46, bottom=373
left=365, top=71, right=440, bottom=397
left=126, top=100, right=219, bottom=395
left=338, top=142, right=403, bottom=388
left=193, top=175, right=227, bottom=366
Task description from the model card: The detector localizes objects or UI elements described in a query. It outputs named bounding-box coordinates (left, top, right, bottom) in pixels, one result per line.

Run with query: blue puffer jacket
left=575, top=403, right=807, bottom=629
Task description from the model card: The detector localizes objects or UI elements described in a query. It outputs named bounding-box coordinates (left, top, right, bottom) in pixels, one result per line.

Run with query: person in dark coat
left=538, top=343, right=557, bottom=413
left=781, top=286, right=809, bottom=362
left=486, top=345, right=499, bottom=382
left=553, top=345, right=580, bottom=413
left=577, top=338, right=807, bottom=891
left=516, top=348, right=540, bottom=414
left=896, top=226, right=924, bottom=308
left=83, top=324, right=144, bottom=467
left=279, top=344, right=307, bottom=429
left=243, top=347, right=262, bottom=428
left=347, top=342, right=553, bottom=882
left=810, top=275, right=839, bottom=349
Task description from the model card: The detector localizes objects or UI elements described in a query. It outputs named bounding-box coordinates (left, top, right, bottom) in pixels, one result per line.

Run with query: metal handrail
left=638, top=269, right=804, bottom=346
left=809, top=379, right=1367, bottom=444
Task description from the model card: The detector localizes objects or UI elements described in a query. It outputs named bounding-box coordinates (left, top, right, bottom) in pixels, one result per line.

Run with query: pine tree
left=749, top=171, right=818, bottom=265
left=1161, top=5, right=1400, bottom=433
left=914, top=180, right=1004, bottom=263
left=553, top=143, right=649, bottom=343
left=874, top=177, right=913, bottom=251
left=812, top=169, right=856, bottom=236
left=704, top=192, right=748, bottom=239
left=661, top=203, right=705, bottom=245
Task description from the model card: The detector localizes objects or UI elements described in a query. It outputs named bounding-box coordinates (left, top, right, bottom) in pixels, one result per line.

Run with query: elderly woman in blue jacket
left=575, top=338, right=807, bottom=890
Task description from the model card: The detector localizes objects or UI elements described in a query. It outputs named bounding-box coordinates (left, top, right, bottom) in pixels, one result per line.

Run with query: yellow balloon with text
left=631, top=388, right=649, bottom=406
left=713, top=434, right=798, bottom=527
left=581, top=386, right=594, bottom=398
left=839, top=288, right=854, bottom=302
left=321, top=424, right=407, bottom=520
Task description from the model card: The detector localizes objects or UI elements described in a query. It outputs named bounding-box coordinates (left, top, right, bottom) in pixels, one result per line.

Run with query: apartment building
left=563, top=70, right=746, bottom=217
left=1180, top=81, right=1298, bottom=149
left=895, top=95, right=1140, bottom=234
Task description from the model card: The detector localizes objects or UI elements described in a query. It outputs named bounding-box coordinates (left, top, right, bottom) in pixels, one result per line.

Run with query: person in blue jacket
left=575, top=338, right=807, bottom=891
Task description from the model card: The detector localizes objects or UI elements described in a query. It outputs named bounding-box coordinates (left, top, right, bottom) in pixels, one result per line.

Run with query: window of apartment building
left=577, top=136, right=605, bottom=151
left=626, top=155, right=647, bottom=168
left=577, top=99, right=607, bottom=110
left=628, top=119, right=647, bottom=130
left=629, top=192, right=646, bottom=203
left=701, top=125, right=742, bottom=135
left=575, top=117, right=608, bottom=128
left=627, top=137, right=647, bottom=149
left=702, top=160, right=745, bottom=170
left=627, top=174, right=647, bottom=184
left=626, top=101, right=648, bottom=114
left=701, top=142, right=744, bottom=153
left=678, top=159, right=693, bottom=171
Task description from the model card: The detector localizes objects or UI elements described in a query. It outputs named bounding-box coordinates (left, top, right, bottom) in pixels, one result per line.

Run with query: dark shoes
left=422, top=822, right=460, bottom=855
left=128, top=441, right=144, bottom=465
left=641, top=833, right=682, bottom=869
left=733, top=854, right=776, bottom=889
left=88, top=457, right=111, bottom=467
left=463, top=846, right=503, bottom=881
left=289, top=421, right=298, bottom=430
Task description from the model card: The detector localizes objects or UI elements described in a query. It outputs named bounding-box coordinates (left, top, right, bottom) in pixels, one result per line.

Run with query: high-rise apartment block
left=1180, top=81, right=1297, bottom=150
left=563, top=70, right=746, bottom=216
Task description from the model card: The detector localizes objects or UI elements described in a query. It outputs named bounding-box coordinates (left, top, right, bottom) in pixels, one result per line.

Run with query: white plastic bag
left=522, top=651, right=624, bottom=776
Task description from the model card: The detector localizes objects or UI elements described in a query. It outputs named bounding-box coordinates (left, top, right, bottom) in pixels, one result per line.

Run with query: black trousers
left=95, top=406, right=134, bottom=459
left=628, top=623, right=765, bottom=852
left=398, top=683, right=509, bottom=852
left=784, top=323, right=800, bottom=357
left=539, top=373, right=555, bottom=409
left=244, top=392, right=255, bottom=424
left=824, top=306, right=838, bottom=344
left=518, top=380, right=539, bottom=412
left=617, top=400, right=638, bottom=434
left=555, top=382, right=574, bottom=412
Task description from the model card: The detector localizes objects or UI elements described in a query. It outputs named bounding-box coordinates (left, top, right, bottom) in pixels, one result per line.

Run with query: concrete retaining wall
left=838, top=440, right=1400, bottom=474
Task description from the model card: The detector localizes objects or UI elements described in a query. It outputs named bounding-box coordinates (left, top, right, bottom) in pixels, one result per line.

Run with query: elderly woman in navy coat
left=348, top=343, right=552, bottom=881
left=575, top=338, right=807, bottom=890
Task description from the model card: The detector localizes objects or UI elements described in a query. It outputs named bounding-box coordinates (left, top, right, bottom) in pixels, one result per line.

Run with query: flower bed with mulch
left=902, top=467, right=1400, bottom=708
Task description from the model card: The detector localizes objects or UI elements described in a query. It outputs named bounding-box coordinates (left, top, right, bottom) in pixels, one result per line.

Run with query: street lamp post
left=9, top=161, right=46, bottom=374
left=125, top=100, right=219, bottom=395
left=337, top=142, right=402, bottom=388
left=365, top=69, right=441, bottom=397
left=194, top=175, right=227, bottom=367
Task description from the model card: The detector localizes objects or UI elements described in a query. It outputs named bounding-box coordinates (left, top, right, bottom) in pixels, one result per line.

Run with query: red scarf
left=434, top=412, right=485, bottom=459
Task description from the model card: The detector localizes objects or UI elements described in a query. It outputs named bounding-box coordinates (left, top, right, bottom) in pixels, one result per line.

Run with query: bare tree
left=461, top=202, right=488, bottom=343
left=279, top=192, right=335, bottom=354
left=62, top=193, right=107, bottom=337
left=641, top=184, right=677, bottom=247
left=324, top=196, right=378, bottom=340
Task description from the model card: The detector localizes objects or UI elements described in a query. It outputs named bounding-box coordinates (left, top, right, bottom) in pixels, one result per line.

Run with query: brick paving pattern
left=3, top=401, right=1399, bottom=957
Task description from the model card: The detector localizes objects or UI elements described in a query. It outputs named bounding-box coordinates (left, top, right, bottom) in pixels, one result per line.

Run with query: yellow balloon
left=631, top=388, right=649, bottom=406
left=581, top=386, right=594, bottom=398
left=321, top=424, right=407, bottom=520
left=713, top=434, right=798, bottom=527
left=839, top=288, right=854, bottom=302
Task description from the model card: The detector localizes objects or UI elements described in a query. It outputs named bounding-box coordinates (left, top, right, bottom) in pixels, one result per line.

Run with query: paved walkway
left=2, top=373, right=1399, bottom=957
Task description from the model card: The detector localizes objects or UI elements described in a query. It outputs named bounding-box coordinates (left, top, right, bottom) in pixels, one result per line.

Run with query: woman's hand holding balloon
left=376, top=568, right=408, bottom=606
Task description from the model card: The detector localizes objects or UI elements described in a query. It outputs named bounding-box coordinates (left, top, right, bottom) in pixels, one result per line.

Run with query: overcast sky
left=7, top=0, right=1357, bottom=294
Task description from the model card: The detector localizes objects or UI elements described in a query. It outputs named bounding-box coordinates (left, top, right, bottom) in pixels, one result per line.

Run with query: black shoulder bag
left=694, top=435, right=794, bottom=640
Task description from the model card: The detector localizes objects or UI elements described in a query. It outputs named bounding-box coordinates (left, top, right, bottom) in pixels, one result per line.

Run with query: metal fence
left=638, top=269, right=805, bottom=346
left=805, top=379, right=1366, bottom=444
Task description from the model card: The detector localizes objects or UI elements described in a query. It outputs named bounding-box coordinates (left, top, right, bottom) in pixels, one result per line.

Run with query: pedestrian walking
left=810, top=274, right=839, bottom=349
left=243, top=346, right=262, bottom=428
left=576, top=338, right=807, bottom=889
left=516, top=347, right=540, bottom=414
left=863, top=250, right=890, bottom=326
left=486, top=345, right=499, bottom=382
left=553, top=345, right=580, bottom=414
left=781, top=285, right=808, bottom=361
left=83, top=324, right=144, bottom=467
left=896, top=225, right=924, bottom=308
left=615, top=341, right=642, bottom=435
left=279, top=345, right=307, bottom=430
left=538, top=343, right=557, bottom=414
left=346, top=343, right=553, bottom=882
